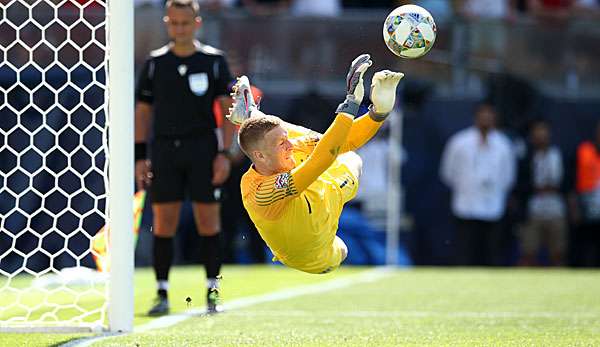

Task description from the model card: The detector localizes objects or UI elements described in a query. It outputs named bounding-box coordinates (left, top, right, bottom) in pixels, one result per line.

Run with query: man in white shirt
left=440, top=103, right=516, bottom=266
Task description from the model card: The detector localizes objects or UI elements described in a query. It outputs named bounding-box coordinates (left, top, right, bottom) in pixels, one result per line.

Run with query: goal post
left=107, top=0, right=134, bottom=333
left=0, top=0, right=133, bottom=333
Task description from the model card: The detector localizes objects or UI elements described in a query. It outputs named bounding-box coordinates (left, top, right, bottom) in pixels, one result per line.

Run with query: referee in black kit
left=134, top=0, right=235, bottom=315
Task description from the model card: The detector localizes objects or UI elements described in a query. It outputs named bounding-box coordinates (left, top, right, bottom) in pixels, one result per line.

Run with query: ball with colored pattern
left=383, top=5, right=437, bottom=59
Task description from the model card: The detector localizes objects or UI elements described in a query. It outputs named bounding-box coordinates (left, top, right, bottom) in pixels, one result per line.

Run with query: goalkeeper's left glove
left=368, top=70, right=404, bottom=122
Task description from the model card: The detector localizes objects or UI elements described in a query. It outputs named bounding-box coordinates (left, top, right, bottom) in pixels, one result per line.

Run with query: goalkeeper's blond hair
left=238, top=115, right=281, bottom=159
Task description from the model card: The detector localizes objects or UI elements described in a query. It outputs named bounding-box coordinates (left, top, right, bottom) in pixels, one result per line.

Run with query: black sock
left=153, top=235, right=173, bottom=295
left=201, top=234, right=221, bottom=279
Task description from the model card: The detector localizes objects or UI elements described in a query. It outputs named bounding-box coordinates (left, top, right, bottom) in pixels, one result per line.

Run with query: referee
left=134, top=0, right=235, bottom=315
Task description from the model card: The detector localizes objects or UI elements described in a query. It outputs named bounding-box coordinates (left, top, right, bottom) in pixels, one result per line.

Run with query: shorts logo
left=274, top=173, right=291, bottom=190
left=189, top=73, right=208, bottom=96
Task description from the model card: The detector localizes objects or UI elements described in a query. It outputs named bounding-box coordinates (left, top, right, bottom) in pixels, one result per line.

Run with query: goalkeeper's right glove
left=368, top=69, right=404, bottom=122
left=336, top=53, right=372, bottom=117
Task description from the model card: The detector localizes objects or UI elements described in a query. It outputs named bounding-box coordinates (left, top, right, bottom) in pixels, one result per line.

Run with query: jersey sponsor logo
left=274, top=172, right=291, bottom=190
left=188, top=72, right=208, bottom=96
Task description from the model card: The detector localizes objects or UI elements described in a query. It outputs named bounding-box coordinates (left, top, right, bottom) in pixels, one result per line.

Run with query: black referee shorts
left=150, top=135, right=221, bottom=203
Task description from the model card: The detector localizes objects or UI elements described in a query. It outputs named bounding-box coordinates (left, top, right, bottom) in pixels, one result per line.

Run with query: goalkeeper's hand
left=369, top=70, right=404, bottom=121
left=346, top=54, right=372, bottom=102
left=336, top=54, right=372, bottom=117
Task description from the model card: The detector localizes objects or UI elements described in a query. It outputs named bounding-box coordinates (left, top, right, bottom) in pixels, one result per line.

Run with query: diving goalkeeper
left=227, top=54, right=403, bottom=274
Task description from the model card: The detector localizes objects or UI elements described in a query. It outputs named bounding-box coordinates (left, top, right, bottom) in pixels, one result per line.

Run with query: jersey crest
left=274, top=173, right=291, bottom=189
left=188, top=72, right=208, bottom=96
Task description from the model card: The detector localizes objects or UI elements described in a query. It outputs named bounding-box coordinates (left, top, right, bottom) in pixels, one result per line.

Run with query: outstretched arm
left=283, top=70, right=404, bottom=153
left=289, top=54, right=372, bottom=193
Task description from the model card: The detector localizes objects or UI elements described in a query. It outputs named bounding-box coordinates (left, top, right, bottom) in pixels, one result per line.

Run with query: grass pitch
left=1, top=266, right=599, bottom=346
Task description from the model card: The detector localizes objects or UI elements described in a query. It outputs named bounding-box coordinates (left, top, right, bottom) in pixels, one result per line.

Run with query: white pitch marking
left=61, top=267, right=394, bottom=347
left=218, top=310, right=600, bottom=319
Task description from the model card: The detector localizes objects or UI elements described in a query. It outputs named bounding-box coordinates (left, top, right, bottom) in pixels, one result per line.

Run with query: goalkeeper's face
left=257, top=125, right=295, bottom=173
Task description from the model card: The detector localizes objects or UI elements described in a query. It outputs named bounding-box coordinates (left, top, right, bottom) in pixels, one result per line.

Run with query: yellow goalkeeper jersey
left=241, top=112, right=383, bottom=274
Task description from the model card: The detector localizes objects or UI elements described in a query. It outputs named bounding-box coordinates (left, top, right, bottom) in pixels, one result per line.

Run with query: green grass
left=2, top=266, right=600, bottom=346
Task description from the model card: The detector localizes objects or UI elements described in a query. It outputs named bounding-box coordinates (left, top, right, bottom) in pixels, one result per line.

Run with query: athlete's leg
left=152, top=203, right=182, bottom=284
left=192, top=202, right=222, bottom=313
left=147, top=137, right=186, bottom=315
left=148, top=201, right=181, bottom=315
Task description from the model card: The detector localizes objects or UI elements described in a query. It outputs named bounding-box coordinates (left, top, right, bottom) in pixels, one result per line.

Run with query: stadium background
left=1, top=0, right=600, bottom=273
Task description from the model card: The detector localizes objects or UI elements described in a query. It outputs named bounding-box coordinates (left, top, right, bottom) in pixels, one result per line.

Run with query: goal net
left=0, top=0, right=133, bottom=332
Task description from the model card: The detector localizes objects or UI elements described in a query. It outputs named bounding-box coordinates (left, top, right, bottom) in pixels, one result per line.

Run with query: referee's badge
left=189, top=72, right=208, bottom=96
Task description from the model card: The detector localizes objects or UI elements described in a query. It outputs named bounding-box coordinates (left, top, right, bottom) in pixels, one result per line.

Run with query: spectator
left=568, top=121, right=600, bottom=267
left=135, top=0, right=235, bottom=315
left=517, top=120, right=567, bottom=266
left=440, top=103, right=516, bottom=266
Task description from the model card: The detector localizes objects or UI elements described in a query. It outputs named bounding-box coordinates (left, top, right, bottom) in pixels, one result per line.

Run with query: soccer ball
left=383, top=4, right=437, bottom=59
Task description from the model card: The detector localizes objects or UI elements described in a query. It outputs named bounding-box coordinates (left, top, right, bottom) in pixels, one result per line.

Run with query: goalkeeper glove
left=336, top=53, right=372, bottom=117
left=368, top=70, right=404, bottom=122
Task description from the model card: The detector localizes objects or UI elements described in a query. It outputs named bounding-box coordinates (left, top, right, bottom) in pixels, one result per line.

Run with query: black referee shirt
left=135, top=42, right=233, bottom=139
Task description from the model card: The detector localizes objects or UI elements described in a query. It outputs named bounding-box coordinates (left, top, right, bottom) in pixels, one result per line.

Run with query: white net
left=0, top=0, right=108, bottom=330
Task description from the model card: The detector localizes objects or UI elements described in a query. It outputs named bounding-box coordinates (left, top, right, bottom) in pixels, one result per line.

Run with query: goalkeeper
left=228, top=54, right=403, bottom=274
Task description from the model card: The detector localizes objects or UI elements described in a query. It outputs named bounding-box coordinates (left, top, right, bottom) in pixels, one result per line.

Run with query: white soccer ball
left=383, top=4, right=437, bottom=59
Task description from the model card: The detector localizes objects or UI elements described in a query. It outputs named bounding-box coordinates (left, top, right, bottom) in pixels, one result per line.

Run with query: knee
left=349, top=151, right=363, bottom=179
left=355, top=155, right=363, bottom=179
left=340, top=151, right=363, bottom=179
left=153, top=218, right=177, bottom=237
left=196, top=219, right=220, bottom=236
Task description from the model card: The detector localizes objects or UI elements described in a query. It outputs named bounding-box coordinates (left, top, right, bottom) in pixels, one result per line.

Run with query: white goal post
left=0, top=0, right=133, bottom=333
